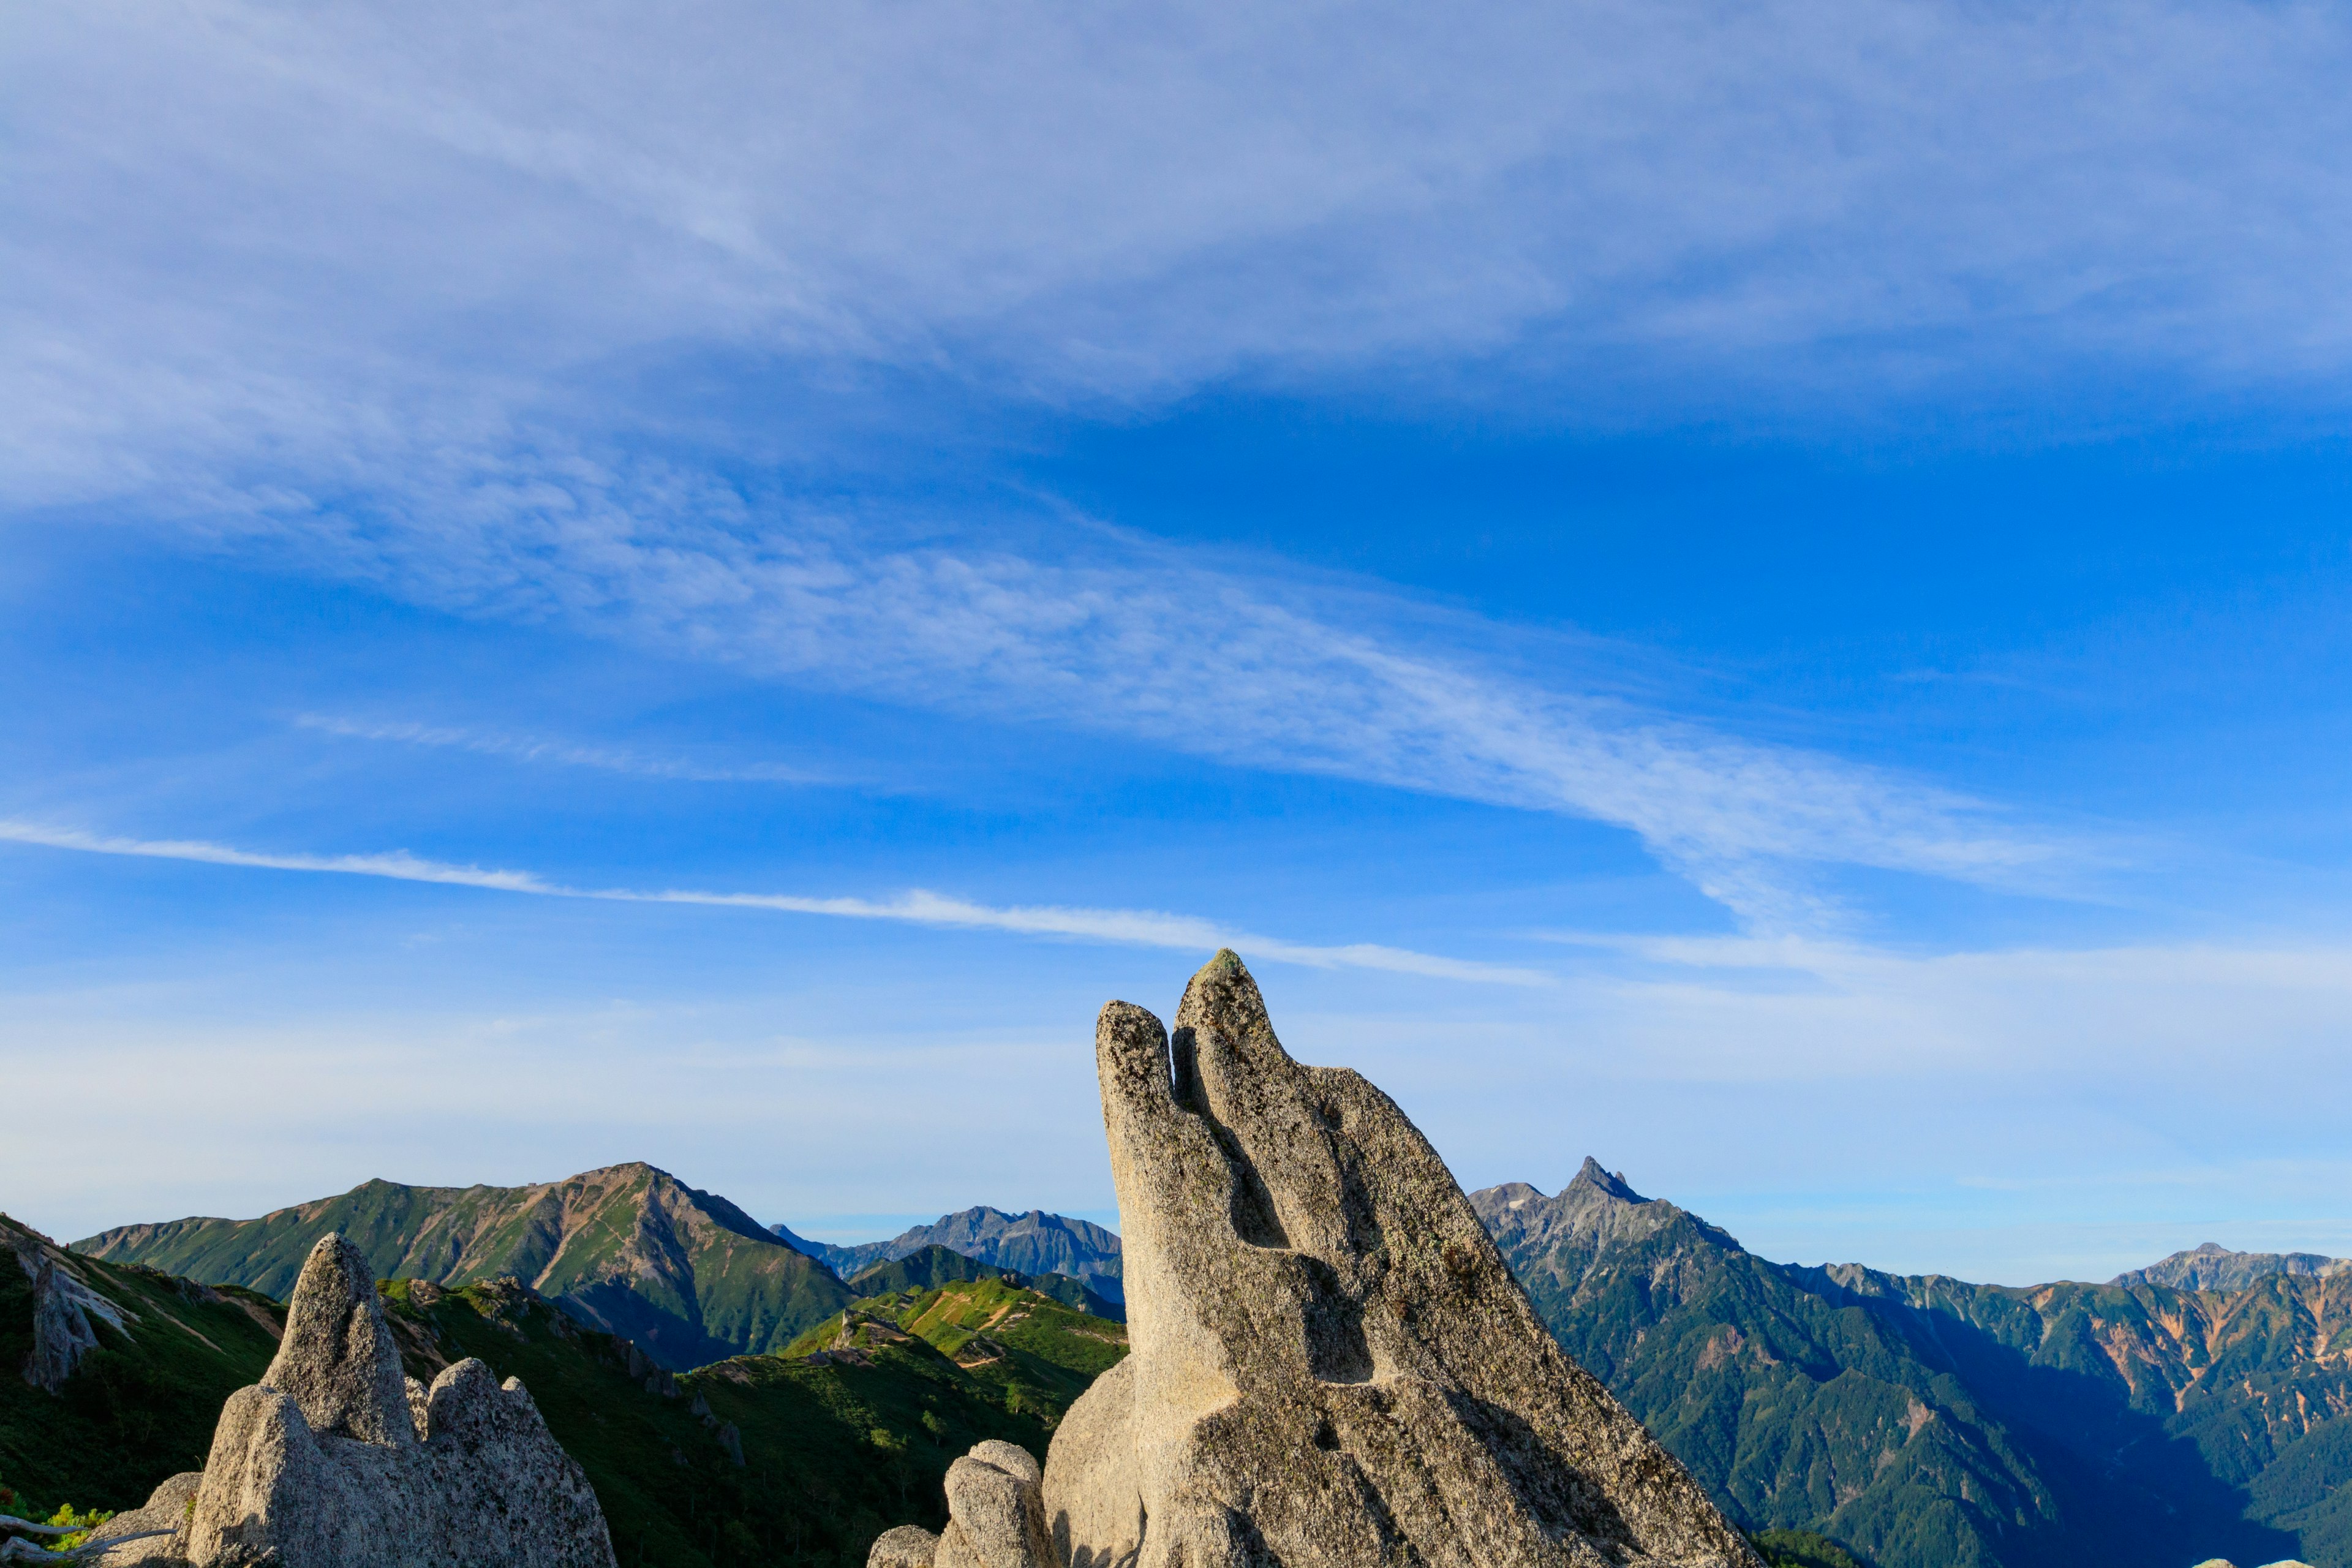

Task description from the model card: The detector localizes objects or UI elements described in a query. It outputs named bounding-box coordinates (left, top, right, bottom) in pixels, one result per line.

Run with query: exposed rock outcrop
left=171, top=1232, right=617, bottom=1568
left=878, top=951, right=1758, bottom=1568
left=9, top=1222, right=134, bottom=1393
left=85, top=1472, right=203, bottom=1564
left=2111, top=1241, right=2352, bottom=1291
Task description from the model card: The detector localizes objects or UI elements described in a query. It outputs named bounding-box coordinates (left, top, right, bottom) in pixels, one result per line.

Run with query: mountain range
left=1475, top=1157, right=2352, bottom=1568
left=773, top=1207, right=1124, bottom=1304
left=7, top=1204, right=1124, bottom=1566
left=62, top=1155, right=2352, bottom=1567
left=74, top=1164, right=858, bottom=1370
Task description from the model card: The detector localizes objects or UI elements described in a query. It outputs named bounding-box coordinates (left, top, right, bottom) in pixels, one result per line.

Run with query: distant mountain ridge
left=774, top=1205, right=1123, bottom=1303
left=843, top=1243, right=1124, bottom=1321
left=2111, top=1240, right=2352, bottom=1291
left=74, top=1163, right=854, bottom=1370
left=1473, top=1160, right=2352, bottom=1568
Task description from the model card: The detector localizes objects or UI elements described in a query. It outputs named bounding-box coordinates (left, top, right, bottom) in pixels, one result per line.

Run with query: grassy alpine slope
left=1, top=1213, right=284, bottom=1515
left=1477, top=1161, right=2350, bottom=1568
left=845, top=1244, right=1123, bottom=1321
left=75, top=1164, right=855, bottom=1369
left=10, top=1216, right=1128, bottom=1568
left=389, top=1272, right=1125, bottom=1567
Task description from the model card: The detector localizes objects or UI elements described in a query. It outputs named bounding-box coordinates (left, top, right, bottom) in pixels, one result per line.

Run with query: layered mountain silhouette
left=773, top=1205, right=1123, bottom=1303
left=1476, top=1158, right=2352, bottom=1568
left=73, top=1163, right=855, bottom=1370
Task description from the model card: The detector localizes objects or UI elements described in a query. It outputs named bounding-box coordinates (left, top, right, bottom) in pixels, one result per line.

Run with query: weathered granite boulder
left=937, top=1441, right=1054, bottom=1568
left=83, top=1471, right=202, bottom=1563
left=870, top=1525, right=946, bottom=1568
left=1039, top=951, right=1760, bottom=1568
left=176, top=1232, right=617, bottom=1568
left=868, top=1441, right=1051, bottom=1568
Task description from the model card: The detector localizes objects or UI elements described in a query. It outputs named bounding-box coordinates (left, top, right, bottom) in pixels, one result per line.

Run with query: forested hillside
left=1478, top=1160, right=2352, bottom=1568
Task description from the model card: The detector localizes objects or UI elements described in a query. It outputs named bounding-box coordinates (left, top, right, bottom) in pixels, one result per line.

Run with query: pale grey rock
left=864, top=1442, right=1050, bottom=1568
left=936, top=1442, right=1052, bottom=1568
left=9, top=1221, right=134, bottom=1394
left=869, top=1525, right=943, bottom=1568
left=181, top=1232, right=616, bottom=1568
left=1042, top=951, right=1760, bottom=1568
left=262, top=1232, right=413, bottom=1446
left=83, top=1470, right=201, bottom=1563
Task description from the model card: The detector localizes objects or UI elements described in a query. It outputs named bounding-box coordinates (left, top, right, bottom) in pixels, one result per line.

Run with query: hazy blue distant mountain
left=2110, top=1240, right=2352, bottom=1291
left=771, top=1206, right=1123, bottom=1303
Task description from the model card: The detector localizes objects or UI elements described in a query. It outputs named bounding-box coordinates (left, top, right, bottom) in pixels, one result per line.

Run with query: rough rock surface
left=868, top=1442, right=1051, bottom=1568
left=871, top=1525, right=946, bottom=1568
left=1039, top=951, right=1760, bottom=1568
left=937, top=1441, right=1054, bottom=1568
left=174, top=1232, right=617, bottom=1568
left=85, top=1472, right=202, bottom=1563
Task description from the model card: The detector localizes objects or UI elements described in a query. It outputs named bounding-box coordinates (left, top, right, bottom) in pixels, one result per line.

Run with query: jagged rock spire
left=262, top=1232, right=414, bottom=1446
left=1038, top=949, right=1759, bottom=1568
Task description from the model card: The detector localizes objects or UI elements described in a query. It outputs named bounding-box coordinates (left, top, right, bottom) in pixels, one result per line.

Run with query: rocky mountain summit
left=882, top=950, right=1757, bottom=1568
left=2113, top=1242, right=2352, bottom=1292
left=1480, top=1159, right=2352, bottom=1567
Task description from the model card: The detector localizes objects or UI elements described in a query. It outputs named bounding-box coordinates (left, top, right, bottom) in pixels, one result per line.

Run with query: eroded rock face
left=179, top=1233, right=617, bottom=1568
left=869, top=1442, right=1052, bottom=1568
left=1041, top=951, right=1760, bottom=1568
left=9, top=1221, right=134, bottom=1394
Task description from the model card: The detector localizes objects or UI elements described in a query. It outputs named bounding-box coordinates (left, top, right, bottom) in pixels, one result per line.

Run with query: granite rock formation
left=861, top=949, right=1745, bottom=1568
left=171, top=1232, right=617, bottom=1568
left=85, top=1472, right=203, bottom=1564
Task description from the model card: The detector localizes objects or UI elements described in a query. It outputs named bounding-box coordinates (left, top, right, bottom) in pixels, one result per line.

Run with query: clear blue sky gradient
left=9, top=0, right=2352, bottom=1284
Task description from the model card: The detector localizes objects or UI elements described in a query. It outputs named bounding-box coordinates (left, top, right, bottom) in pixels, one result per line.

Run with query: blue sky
left=9, top=0, right=2352, bottom=1284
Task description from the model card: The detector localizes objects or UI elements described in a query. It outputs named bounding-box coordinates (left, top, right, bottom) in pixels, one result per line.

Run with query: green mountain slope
left=75, top=1164, right=854, bottom=1369
left=786, top=1273, right=1130, bottom=1427
left=1476, top=1161, right=2344, bottom=1568
left=845, top=1245, right=1123, bottom=1321
left=2, top=1213, right=285, bottom=1515
left=386, top=1274, right=1099, bottom=1567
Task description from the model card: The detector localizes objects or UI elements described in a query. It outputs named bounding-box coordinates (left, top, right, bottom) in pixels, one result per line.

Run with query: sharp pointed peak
left=1567, top=1156, right=1647, bottom=1204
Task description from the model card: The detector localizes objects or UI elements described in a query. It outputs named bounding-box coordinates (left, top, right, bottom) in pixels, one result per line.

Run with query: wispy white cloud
left=12, top=0, right=2352, bottom=514
left=293, top=714, right=832, bottom=785
left=5, top=0, right=2199, bottom=933
left=0, top=820, right=1547, bottom=986
left=268, top=472, right=2080, bottom=932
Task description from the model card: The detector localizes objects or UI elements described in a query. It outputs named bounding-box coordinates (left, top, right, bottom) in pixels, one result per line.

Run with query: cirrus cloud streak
left=0, top=819, right=1547, bottom=986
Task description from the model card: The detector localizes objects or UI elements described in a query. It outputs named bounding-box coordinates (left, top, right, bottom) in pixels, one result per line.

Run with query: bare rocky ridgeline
left=881, top=950, right=1758, bottom=1568
left=94, top=1233, right=616, bottom=1568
